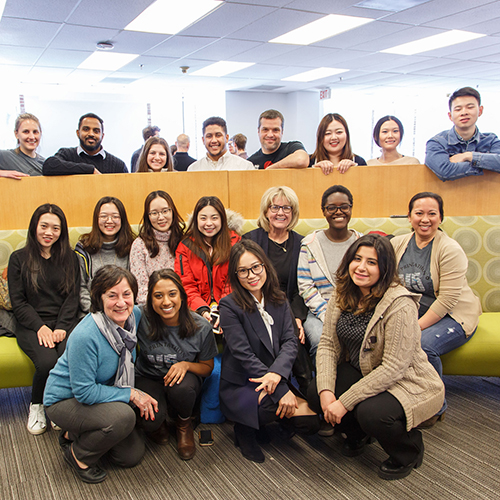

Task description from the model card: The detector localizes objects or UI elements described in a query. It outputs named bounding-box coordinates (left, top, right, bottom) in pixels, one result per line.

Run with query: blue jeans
left=421, top=314, right=474, bottom=414
left=303, top=311, right=324, bottom=361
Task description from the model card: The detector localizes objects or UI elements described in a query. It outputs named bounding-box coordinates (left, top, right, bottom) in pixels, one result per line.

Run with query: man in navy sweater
left=43, top=113, right=128, bottom=175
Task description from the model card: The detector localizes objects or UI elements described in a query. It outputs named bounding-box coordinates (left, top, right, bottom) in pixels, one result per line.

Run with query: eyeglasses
left=236, top=263, right=265, bottom=279
left=323, top=204, right=352, bottom=214
left=269, top=204, right=292, bottom=214
left=99, top=214, right=121, bottom=222
left=149, top=208, right=172, bottom=219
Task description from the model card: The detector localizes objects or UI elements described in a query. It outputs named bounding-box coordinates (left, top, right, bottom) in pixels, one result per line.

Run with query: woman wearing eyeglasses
left=220, top=240, right=319, bottom=463
left=75, top=197, right=135, bottom=313
left=243, top=186, right=312, bottom=396
left=298, top=185, right=362, bottom=361
left=130, top=191, right=185, bottom=305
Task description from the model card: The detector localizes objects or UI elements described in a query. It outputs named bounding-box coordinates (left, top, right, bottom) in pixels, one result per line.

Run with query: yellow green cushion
left=442, top=313, right=500, bottom=377
left=0, top=337, right=35, bottom=389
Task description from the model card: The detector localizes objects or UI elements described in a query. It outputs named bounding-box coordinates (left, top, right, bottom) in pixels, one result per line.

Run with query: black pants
left=135, top=372, right=202, bottom=433
left=307, top=363, right=422, bottom=467
left=16, top=324, right=68, bottom=404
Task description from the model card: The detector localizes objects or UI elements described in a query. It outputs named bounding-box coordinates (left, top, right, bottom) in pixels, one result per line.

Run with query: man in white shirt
left=188, top=117, right=254, bottom=171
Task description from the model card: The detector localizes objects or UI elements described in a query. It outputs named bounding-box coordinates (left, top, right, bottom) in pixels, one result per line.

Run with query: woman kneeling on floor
left=135, top=269, right=217, bottom=459
left=307, top=234, right=444, bottom=480
left=44, top=266, right=157, bottom=484
left=220, top=239, right=319, bottom=463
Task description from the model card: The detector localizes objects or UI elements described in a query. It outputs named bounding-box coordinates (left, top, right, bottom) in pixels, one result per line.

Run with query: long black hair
left=146, top=269, right=197, bottom=341
left=23, top=203, right=76, bottom=294
left=228, top=239, right=286, bottom=313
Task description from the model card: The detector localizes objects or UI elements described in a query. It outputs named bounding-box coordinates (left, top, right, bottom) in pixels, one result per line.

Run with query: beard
left=80, top=137, right=102, bottom=153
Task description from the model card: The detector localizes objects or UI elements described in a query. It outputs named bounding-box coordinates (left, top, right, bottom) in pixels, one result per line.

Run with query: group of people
left=2, top=87, right=500, bottom=181
left=3, top=178, right=481, bottom=483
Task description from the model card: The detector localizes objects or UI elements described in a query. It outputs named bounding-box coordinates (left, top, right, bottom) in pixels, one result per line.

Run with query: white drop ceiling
left=1, top=0, right=500, bottom=94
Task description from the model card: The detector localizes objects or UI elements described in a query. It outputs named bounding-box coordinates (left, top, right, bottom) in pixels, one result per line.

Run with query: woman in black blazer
left=219, top=240, right=319, bottom=463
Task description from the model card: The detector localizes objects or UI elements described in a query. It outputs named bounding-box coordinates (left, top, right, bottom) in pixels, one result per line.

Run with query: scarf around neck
left=92, top=310, right=137, bottom=388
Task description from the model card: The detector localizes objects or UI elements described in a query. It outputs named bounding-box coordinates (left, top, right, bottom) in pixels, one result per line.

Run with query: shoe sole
left=27, top=425, right=47, bottom=436
left=63, top=451, right=107, bottom=484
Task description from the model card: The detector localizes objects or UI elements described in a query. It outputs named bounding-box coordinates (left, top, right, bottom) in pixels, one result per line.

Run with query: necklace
left=270, top=238, right=288, bottom=252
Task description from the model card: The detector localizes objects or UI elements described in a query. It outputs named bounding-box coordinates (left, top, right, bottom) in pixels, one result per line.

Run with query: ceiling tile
left=0, top=17, right=62, bottom=47
left=3, top=0, right=79, bottom=23
left=0, top=45, right=45, bottom=65
left=145, top=35, right=218, bottom=58
left=190, top=38, right=262, bottom=60
left=35, top=48, right=93, bottom=68
left=260, top=46, right=345, bottom=67
left=66, top=0, right=155, bottom=29
left=109, top=31, right=172, bottom=54
left=424, top=3, right=500, bottom=30
left=49, top=24, right=121, bottom=51
left=118, top=55, right=177, bottom=73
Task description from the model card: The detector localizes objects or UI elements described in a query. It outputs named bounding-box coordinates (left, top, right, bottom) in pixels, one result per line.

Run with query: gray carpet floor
left=1, top=376, right=500, bottom=500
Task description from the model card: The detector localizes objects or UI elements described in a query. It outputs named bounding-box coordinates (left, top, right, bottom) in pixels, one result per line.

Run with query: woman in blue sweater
left=44, top=266, right=157, bottom=484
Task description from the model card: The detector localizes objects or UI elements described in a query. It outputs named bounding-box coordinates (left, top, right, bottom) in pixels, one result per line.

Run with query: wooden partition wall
left=1, top=166, right=499, bottom=229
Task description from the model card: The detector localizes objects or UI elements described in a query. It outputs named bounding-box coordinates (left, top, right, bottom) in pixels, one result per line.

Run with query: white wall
left=225, top=91, right=321, bottom=156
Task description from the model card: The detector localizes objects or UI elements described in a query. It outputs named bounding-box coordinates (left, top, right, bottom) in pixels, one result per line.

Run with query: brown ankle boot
left=176, top=416, right=195, bottom=460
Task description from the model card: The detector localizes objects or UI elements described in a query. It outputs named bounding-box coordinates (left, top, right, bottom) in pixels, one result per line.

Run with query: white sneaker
left=27, top=403, right=47, bottom=435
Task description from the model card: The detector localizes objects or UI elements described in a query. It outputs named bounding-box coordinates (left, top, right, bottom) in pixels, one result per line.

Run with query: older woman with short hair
left=243, top=186, right=311, bottom=395
left=44, top=265, right=157, bottom=484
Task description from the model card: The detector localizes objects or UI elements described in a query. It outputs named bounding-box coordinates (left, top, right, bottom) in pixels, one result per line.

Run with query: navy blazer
left=243, top=228, right=308, bottom=322
left=219, top=293, right=297, bottom=429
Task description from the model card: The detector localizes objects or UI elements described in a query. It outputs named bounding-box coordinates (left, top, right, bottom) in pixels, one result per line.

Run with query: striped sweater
left=297, top=229, right=362, bottom=322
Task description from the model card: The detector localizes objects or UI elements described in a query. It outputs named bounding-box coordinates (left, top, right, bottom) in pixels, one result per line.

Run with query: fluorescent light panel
left=191, top=61, right=255, bottom=77
left=78, top=52, right=139, bottom=71
left=0, top=0, right=6, bottom=20
left=269, top=14, right=374, bottom=46
left=382, top=30, right=485, bottom=55
left=125, top=0, right=222, bottom=35
left=282, top=67, right=348, bottom=82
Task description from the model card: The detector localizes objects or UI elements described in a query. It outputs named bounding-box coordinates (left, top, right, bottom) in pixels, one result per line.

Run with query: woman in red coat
left=175, top=196, right=241, bottom=332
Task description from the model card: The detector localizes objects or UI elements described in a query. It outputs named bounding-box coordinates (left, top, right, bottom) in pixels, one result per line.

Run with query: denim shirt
left=425, top=126, right=500, bottom=181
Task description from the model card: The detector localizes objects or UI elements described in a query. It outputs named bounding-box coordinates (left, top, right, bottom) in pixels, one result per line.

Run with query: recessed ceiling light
left=78, top=52, right=139, bottom=71
left=355, top=0, right=429, bottom=12
left=191, top=61, right=255, bottom=77
left=282, top=67, right=348, bottom=82
left=125, top=0, right=223, bottom=35
left=269, top=14, right=374, bottom=46
left=0, top=0, right=6, bottom=20
left=381, top=30, right=485, bottom=55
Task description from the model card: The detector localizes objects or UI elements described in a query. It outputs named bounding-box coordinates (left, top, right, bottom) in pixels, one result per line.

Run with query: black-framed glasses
left=236, top=263, right=265, bottom=279
left=269, top=204, right=292, bottom=214
left=323, top=204, right=352, bottom=214
left=149, top=208, right=172, bottom=219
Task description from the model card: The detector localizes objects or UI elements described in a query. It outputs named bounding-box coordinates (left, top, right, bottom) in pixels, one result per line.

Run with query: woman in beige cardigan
left=391, top=191, right=481, bottom=427
left=308, top=234, right=444, bottom=480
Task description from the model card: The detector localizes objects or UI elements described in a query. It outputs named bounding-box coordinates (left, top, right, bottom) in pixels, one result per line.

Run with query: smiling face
left=147, top=144, right=168, bottom=171
left=323, top=119, right=347, bottom=158
left=98, top=202, right=122, bottom=242
left=151, top=279, right=182, bottom=326
left=258, top=117, right=283, bottom=154
left=323, top=192, right=352, bottom=231
left=77, top=117, right=103, bottom=154
left=36, top=213, right=61, bottom=256
left=266, top=195, right=292, bottom=233
left=15, top=119, right=41, bottom=157
left=197, top=205, right=222, bottom=244
left=237, top=251, right=267, bottom=302
left=349, top=246, right=380, bottom=296
left=102, top=278, right=134, bottom=327
left=202, top=124, right=228, bottom=161
left=448, top=95, right=482, bottom=138
left=148, top=196, right=172, bottom=232
left=409, top=197, right=441, bottom=242
left=378, top=119, right=401, bottom=152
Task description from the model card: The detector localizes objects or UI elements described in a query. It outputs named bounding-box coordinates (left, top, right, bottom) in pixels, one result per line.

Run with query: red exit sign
left=319, top=89, right=331, bottom=100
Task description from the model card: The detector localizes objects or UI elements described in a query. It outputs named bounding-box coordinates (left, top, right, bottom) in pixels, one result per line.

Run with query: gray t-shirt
left=398, top=234, right=436, bottom=315
left=135, top=311, right=218, bottom=380
left=317, top=230, right=358, bottom=282
left=0, top=149, right=44, bottom=176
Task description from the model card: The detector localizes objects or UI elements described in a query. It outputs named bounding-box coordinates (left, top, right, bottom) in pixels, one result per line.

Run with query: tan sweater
left=317, top=285, right=444, bottom=431
left=392, top=231, right=481, bottom=337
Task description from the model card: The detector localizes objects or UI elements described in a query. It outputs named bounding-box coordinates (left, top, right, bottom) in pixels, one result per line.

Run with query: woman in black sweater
left=8, top=203, right=80, bottom=435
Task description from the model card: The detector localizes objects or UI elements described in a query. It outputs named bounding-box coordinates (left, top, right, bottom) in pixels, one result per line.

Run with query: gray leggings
left=46, top=399, right=145, bottom=467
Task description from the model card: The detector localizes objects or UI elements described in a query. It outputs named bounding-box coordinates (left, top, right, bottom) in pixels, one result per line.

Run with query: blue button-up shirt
left=425, top=126, right=500, bottom=181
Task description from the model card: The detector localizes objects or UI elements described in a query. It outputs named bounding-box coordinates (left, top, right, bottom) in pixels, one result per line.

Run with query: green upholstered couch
left=1, top=216, right=499, bottom=389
